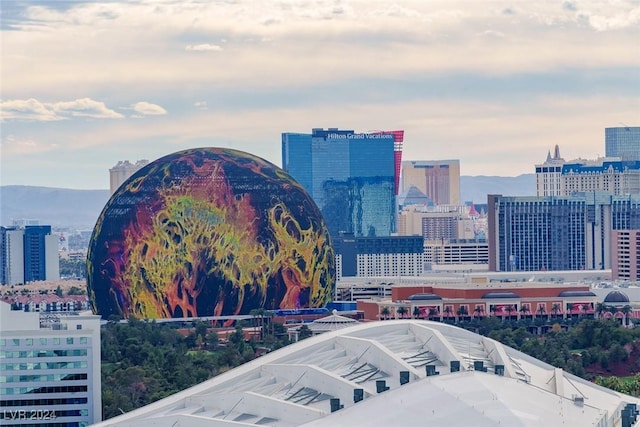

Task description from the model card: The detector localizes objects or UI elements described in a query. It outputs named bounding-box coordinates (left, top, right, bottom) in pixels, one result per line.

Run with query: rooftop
left=93, top=320, right=640, bottom=427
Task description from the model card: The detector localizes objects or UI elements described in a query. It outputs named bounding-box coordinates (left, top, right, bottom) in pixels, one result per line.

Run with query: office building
left=0, top=301, right=102, bottom=425
left=282, top=128, right=401, bottom=238
left=333, top=233, right=423, bottom=279
left=423, top=239, right=489, bottom=272
left=0, top=227, right=25, bottom=286
left=487, top=193, right=640, bottom=272
left=397, top=204, right=480, bottom=240
left=0, top=226, right=59, bottom=286
left=24, top=226, right=59, bottom=283
left=611, top=230, right=640, bottom=280
left=401, top=160, right=460, bottom=205
left=92, top=319, right=639, bottom=427
left=109, top=159, right=149, bottom=195
left=606, top=126, right=640, bottom=161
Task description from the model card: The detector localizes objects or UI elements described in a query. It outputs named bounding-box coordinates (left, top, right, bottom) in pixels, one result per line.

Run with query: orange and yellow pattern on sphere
left=87, top=148, right=335, bottom=319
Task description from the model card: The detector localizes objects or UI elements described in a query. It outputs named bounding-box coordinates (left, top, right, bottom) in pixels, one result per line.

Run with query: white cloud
left=130, top=101, right=168, bottom=117
left=0, top=99, right=60, bottom=121
left=1, top=98, right=123, bottom=121
left=53, top=98, right=124, bottom=119
left=185, top=43, right=223, bottom=52
left=194, top=101, right=208, bottom=110
left=3, top=0, right=638, bottom=97
left=0, top=134, right=57, bottom=155
left=1, top=0, right=639, bottom=189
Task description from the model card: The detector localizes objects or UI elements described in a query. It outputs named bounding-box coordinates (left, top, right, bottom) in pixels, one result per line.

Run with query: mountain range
left=0, top=174, right=535, bottom=229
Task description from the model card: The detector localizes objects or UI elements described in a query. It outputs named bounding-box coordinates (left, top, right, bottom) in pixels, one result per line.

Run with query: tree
left=298, top=325, right=312, bottom=340
left=536, top=305, right=546, bottom=319
left=566, top=303, right=574, bottom=320
left=505, top=305, right=515, bottom=321
left=68, top=286, right=86, bottom=296
left=428, top=308, right=439, bottom=321
left=443, top=306, right=453, bottom=321
left=596, top=303, right=608, bottom=319
left=380, top=307, right=390, bottom=320
left=55, top=285, right=63, bottom=297
left=456, top=306, right=469, bottom=323
left=519, top=305, right=528, bottom=320
left=551, top=303, right=561, bottom=318
left=206, top=331, right=219, bottom=350
left=397, top=306, right=408, bottom=319
left=413, top=306, right=421, bottom=319
left=473, top=306, right=484, bottom=319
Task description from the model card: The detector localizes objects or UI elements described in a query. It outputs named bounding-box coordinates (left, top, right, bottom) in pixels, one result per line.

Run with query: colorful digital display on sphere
left=87, top=148, right=335, bottom=319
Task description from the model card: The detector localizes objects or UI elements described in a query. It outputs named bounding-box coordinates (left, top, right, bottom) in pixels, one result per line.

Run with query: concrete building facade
left=0, top=302, right=102, bottom=426
left=109, top=160, right=149, bottom=195
left=333, top=234, right=424, bottom=279
left=401, top=160, right=460, bottom=205
left=611, top=230, right=640, bottom=280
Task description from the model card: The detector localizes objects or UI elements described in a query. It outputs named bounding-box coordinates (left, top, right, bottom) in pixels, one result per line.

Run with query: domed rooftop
left=481, top=292, right=520, bottom=299
left=604, top=290, right=630, bottom=304
left=407, top=293, right=442, bottom=301
left=557, top=291, right=597, bottom=298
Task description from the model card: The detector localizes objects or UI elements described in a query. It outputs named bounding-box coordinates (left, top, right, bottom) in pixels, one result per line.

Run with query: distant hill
left=460, top=174, right=535, bottom=204
left=0, top=175, right=536, bottom=229
left=0, top=186, right=110, bottom=229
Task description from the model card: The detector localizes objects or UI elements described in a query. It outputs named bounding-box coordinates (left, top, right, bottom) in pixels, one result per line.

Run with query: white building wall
left=0, top=302, right=102, bottom=425
left=44, top=234, right=60, bottom=281
left=356, top=253, right=423, bottom=277
left=6, top=229, right=24, bottom=286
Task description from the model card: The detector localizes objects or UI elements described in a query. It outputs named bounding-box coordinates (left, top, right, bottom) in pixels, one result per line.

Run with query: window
left=0, top=339, right=5, bottom=347
left=25, top=339, right=33, bottom=346
left=39, top=338, right=47, bottom=345
left=53, top=338, right=60, bottom=345
left=66, top=338, right=74, bottom=345
left=12, top=339, right=19, bottom=346
left=80, top=337, right=87, bottom=344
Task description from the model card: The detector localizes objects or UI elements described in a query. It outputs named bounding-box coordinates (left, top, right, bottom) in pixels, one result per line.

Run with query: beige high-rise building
left=109, top=159, right=149, bottom=194
left=401, top=160, right=460, bottom=205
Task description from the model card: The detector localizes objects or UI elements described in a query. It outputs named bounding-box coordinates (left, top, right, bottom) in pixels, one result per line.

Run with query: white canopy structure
left=93, top=320, right=640, bottom=427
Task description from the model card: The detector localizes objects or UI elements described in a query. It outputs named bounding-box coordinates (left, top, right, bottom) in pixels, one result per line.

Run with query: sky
left=1, top=0, right=639, bottom=190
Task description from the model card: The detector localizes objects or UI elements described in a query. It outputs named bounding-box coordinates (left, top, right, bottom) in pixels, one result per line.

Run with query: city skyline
left=1, top=0, right=639, bottom=189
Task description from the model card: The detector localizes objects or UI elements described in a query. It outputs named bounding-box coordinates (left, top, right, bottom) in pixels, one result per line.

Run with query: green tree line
left=100, top=317, right=290, bottom=419
left=101, top=316, right=640, bottom=420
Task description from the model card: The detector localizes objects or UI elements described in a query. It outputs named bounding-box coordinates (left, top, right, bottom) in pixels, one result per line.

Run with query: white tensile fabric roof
left=93, top=320, right=640, bottom=427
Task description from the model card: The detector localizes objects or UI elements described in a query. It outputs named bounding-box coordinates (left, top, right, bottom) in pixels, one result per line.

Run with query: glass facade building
left=282, top=128, right=397, bottom=238
left=488, top=193, right=640, bottom=272
left=24, top=226, right=52, bottom=282
left=606, top=126, right=640, bottom=161
left=0, top=226, right=58, bottom=285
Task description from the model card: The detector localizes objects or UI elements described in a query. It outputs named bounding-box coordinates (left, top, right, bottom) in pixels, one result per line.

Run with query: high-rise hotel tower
left=282, top=128, right=403, bottom=238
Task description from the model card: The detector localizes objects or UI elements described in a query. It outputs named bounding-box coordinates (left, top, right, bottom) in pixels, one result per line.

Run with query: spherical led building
left=87, top=148, right=335, bottom=319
